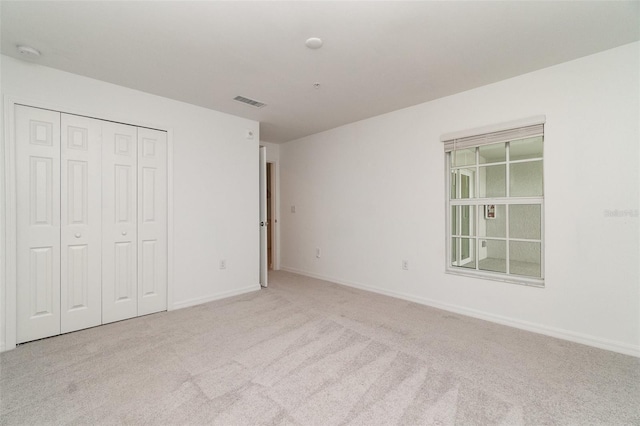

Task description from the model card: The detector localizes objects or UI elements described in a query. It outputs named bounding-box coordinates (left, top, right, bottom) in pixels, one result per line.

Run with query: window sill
left=446, top=267, right=544, bottom=288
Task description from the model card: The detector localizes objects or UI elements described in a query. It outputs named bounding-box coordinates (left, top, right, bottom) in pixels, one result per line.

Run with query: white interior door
left=16, top=105, right=62, bottom=343
left=137, top=128, right=168, bottom=315
left=60, top=114, right=102, bottom=333
left=102, top=121, right=138, bottom=324
left=259, top=146, right=268, bottom=287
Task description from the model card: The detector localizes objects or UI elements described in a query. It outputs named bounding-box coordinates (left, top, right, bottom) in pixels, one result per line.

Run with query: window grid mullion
left=509, top=237, right=542, bottom=243
left=510, top=157, right=543, bottom=164
left=475, top=147, right=479, bottom=270
left=457, top=203, right=462, bottom=266
left=506, top=204, right=510, bottom=275
left=540, top=199, right=545, bottom=279
left=505, top=142, right=511, bottom=274
left=450, top=198, right=544, bottom=205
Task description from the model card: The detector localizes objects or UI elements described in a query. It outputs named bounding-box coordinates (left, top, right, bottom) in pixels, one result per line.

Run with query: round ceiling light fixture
left=17, top=45, right=41, bottom=58
left=305, top=37, right=323, bottom=49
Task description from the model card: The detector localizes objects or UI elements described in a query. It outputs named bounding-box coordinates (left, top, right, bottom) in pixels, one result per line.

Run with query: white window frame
left=442, top=116, right=545, bottom=287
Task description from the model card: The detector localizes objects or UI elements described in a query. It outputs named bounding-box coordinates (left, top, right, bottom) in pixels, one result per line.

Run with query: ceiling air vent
left=233, top=95, right=266, bottom=108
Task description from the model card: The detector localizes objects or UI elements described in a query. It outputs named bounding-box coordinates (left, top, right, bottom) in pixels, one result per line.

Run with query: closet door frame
left=2, top=96, right=174, bottom=352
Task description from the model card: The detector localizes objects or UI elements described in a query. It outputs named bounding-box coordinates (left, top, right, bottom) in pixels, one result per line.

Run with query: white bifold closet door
left=16, top=106, right=62, bottom=343
left=101, top=125, right=168, bottom=321
left=137, top=128, right=168, bottom=316
left=102, top=122, right=138, bottom=324
left=16, top=105, right=167, bottom=343
left=60, top=114, right=102, bottom=334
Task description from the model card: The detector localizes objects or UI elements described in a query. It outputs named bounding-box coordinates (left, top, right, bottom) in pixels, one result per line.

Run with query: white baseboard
left=280, top=266, right=640, bottom=358
left=171, top=284, right=261, bottom=310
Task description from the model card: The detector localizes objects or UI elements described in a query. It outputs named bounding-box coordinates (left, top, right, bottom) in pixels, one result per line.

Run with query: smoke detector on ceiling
left=17, top=45, right=41, bottom=58
left=305, top=38, right=323, bottom=49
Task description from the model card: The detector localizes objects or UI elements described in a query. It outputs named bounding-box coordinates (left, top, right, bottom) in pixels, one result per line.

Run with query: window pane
left=451, top=168, right=475, bottom=199
left=479, top=204, right=506, bottom=238
left=451, top=148, right=476, bottom=167
left=479, top=143, right=506, bottom=164
left=510, top=161, right=543, bottom=197
left=451, top=205, right=475, bottom=236
left=510, top=136, right=543, bottom=161
left=509, top=241, right=541, bottom=277
left=479, top=164, right=506, bottom=197
left=509, top=204, right=541, bottom=239
left=479, top=239, right=506, bottom=273
left=451, top=237, right=457, bottom=265
left=451, top=205, right=456, bottom=235
left=452, top=237, right=476, bottom=269
left=450, top=171, right=456, bottom=199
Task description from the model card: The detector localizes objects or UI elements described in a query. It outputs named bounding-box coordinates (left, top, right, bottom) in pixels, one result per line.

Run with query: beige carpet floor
left=1, top=270, right=639, bottom=425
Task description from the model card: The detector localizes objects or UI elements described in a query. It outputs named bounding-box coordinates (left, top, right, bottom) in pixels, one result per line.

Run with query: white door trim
left=269, top=159, right=281, bottom=271
left=1, top=95, right=174, bottom=352
left=259, top=146, right=267, bottom=287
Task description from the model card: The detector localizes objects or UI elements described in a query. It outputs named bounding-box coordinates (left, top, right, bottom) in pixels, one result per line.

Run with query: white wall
left=279, top=43, right=640, bottom=356
left=1, top=55, right=260, bottom=350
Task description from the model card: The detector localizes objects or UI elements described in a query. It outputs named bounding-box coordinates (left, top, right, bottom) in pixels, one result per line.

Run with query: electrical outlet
left=219, top=260, right=226, bottom=270
left=291, top=205, right=296, bottom=213
left=402, top=260, right=409, bottom=270
left=316, top=248, right=321, bottom=258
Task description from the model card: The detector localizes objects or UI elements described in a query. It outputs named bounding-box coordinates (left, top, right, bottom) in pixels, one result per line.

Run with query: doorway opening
left=259, top=147, right=278, bottom=288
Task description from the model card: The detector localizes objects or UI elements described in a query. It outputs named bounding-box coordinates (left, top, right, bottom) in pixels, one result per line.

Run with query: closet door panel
left=137, top=128, right=167, bottom=315
left=102, top=122, right=138, bottom=324
left=16, top=105, right=61, bottom=343
left=60, top=114, right=102, bottom=333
